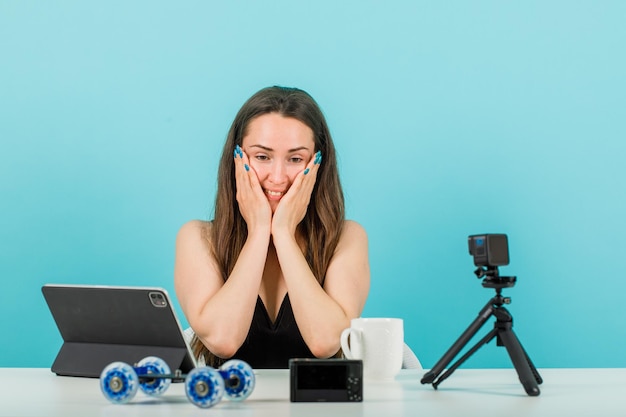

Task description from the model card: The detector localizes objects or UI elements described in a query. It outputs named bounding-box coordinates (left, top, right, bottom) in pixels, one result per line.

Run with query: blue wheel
left=136, top=356, right=171, bottom=396
left=185, top=367, right=225, bottom=408
left=100, top=362, right=139, bottom=404
left=220, top=359, right=255, bottom=401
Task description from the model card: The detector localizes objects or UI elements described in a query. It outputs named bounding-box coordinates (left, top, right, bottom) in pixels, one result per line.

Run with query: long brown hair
left=192, top=86, right=345, bottom=365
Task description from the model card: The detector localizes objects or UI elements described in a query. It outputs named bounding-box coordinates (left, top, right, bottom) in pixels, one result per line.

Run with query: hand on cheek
left=272, top=151, right=322, bottom=238
left=234, top=145, right=272, bottom=232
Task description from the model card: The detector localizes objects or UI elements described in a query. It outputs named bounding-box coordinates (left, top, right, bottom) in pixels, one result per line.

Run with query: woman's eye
left=290, top=157, right=304, bottom=163
left=255, top=155, right=269, bottom=161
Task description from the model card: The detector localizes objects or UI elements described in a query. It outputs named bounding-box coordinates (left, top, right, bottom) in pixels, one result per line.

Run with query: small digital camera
left=289, top=358, right=363, bottom=402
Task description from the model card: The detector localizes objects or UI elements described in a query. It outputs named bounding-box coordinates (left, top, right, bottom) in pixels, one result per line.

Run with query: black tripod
left=421, top=267, right=543, bottom=396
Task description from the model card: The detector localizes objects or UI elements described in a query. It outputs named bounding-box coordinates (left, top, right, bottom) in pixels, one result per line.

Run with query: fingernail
left=314, top=151, right=322, bottom=165
left=234, top=149, right=238, bottom=159
left=303, top=168, right=310, bottom=175
left=244, top=164, right=249, bottom=171
left=236, top=145, right=243, bottom=157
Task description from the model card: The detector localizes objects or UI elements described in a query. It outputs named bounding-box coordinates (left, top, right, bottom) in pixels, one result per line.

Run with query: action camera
left=468, top=234, right=509, bottom=267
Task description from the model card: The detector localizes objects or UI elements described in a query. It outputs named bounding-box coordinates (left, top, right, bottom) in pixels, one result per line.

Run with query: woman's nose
left=269, top=161, right=287, bottom=183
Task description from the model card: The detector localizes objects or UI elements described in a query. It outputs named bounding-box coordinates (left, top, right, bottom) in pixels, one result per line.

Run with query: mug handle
left=340, top=328, right=357, bottom=359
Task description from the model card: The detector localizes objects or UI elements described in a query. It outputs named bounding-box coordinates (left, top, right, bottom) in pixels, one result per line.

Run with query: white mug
left=340, top=318, right=404, bottom=380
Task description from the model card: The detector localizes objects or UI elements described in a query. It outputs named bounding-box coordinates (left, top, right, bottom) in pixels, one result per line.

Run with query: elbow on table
left=195, top=331, right=242, bottom=360
left=308, top=338, right=342, bottom=359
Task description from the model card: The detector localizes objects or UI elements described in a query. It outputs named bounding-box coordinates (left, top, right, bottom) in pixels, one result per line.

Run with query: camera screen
left=474, top=237, right=486, bottom=255
left=297, top=365, right=347, bottom=390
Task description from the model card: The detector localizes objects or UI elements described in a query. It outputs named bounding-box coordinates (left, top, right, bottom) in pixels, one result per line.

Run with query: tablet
left=42, top=284, right=197, bottom=377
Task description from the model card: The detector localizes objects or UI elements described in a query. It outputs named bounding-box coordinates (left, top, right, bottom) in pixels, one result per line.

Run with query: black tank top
left=231, top=294, right=314, bottom=368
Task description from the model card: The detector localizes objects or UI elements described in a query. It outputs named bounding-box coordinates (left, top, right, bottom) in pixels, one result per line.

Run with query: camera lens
left=149, top=292, right=167, bottom=307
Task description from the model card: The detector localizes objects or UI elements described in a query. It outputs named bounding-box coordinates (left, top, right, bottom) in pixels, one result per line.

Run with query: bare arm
left=272, top=220, right=370, bottom=357
left=174, top=220, right=270, bottom=358
left=175, top=145, right=275, bottom=358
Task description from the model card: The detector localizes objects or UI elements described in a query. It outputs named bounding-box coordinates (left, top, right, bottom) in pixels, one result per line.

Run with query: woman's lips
left=265, top=189, right=284, bottom=200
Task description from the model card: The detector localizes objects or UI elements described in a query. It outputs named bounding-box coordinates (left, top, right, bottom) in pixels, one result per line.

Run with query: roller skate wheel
left=137, top=356, right=171, bottom=396
left=220, top=359, right=255, bottom=401
left=100, top=362, right=139, bottom=404
left=185, top=367, right=225, bottom=408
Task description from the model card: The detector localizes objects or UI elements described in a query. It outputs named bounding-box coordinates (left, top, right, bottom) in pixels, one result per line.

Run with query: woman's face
left=242, top=113, right=316, bottom=212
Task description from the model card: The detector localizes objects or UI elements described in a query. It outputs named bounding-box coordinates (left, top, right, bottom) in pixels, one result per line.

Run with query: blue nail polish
left=244, top=164, right=249, bottom=171
left=304, top=168, right=310, bottom=175
left=314, top=151, right=322, bottom=165
left=236, top=145, right=243, bottom=158
left=234, top=149, right=237, bottom=158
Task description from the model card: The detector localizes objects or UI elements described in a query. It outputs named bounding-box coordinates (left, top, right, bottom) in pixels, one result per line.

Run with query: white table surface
left=1, top=368, right=625, bottom=416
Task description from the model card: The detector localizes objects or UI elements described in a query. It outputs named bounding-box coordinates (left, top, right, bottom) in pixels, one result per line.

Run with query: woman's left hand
left=271, top=151, right=321, bottom=238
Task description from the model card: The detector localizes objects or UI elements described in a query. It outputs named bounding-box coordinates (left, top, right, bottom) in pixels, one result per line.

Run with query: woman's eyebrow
left=287, top=146, right=312, bottom=153
left=248, top=145, right=312, bottom=153
left=248, top=144, right=273, bottom=151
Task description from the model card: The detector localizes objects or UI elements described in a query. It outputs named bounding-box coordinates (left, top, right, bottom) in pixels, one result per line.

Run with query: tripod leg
left=520, top=344, right=543, bottom=385
left=432, top=328, right=497, bottom=389
left=421, top=302, right=494, bottom=385
left=497, top=325, right=540, bottom=396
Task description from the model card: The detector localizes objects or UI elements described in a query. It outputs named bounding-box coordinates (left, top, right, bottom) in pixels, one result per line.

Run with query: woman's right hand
left=234, top=145, right=272, bottom=234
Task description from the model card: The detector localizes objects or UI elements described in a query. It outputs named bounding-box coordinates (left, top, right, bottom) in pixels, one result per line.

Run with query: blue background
left=1, top=1, right=625, bottom=369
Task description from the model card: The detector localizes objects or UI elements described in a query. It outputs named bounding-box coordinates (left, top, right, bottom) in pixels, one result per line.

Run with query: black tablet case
left=42, top=285, right=196, bottom=377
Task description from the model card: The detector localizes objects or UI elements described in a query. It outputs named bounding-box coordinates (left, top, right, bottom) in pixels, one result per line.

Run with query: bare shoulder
left=175, top=220, right=219, bottom=288
left=176, top=220, right=212, bottom=250
left=177, top=219, right=210, bottom=238
left=334, top=220, right=368, bottom=253
left=340, top=220, right=368, bottom=242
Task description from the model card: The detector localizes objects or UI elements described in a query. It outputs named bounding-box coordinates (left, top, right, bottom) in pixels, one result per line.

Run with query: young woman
left=175, top=86, right=370, bottom=368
